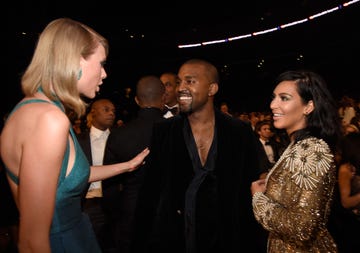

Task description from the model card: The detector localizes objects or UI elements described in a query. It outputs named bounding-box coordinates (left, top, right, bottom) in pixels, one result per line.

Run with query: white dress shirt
left=163, top=104, right=179, bottom=118
left=86, top=126, right=110, bottom=198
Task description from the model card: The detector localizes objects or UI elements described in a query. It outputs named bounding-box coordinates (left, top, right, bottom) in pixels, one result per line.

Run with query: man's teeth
left=179, top=96, right=192, bottom=100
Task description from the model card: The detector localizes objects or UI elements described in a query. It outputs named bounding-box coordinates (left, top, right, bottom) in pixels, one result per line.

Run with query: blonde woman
left=1, top=18, right=149, bottom=253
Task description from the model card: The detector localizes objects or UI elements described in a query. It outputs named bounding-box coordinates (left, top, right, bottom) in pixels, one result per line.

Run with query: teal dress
left=5, top=99, right=102, bottom=253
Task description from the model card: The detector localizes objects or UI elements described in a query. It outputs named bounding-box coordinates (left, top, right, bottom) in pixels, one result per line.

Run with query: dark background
left=5, top=0, right=360, bottom=118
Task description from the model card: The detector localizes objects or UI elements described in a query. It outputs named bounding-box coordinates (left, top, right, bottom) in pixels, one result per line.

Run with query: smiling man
left=134, top=59, right=269, bottom=253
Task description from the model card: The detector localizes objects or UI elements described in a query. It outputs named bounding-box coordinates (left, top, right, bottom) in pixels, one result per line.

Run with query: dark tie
left=165, top=106, right=178, bottom=115
left=265, top=141, right=271, bottom=145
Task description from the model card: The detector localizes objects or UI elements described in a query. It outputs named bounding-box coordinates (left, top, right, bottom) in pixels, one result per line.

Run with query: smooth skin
left=251, top=80, right=314, bottom=195
left=176, top=62, right=218, bottom=166
left=160, top=72, right=178, bottom=107
left=1, top=44, right=149, bottom=252
left=338, top=163, right=360, bottom=209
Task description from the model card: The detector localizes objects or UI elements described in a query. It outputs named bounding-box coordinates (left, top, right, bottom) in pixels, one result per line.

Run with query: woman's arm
left=338, top=163, right=360, bottom=209
left=88, top=148, right=150, bottom=182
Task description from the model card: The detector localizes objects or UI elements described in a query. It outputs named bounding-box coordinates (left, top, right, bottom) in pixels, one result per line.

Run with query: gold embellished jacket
left=252, top=137, right=338, bottom=252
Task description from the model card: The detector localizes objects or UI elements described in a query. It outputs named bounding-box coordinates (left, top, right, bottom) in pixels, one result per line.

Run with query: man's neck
left=188, top=109, right=215, bottom=129
left=91, top=125, right=109, bottom=132
left=260, top=137, right=269, bottom=142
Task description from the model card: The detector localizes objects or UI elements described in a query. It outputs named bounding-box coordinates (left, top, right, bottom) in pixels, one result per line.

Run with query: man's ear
left=134, top=96, right=140, bottom=106
left=208, top=83, right=219, bottom=96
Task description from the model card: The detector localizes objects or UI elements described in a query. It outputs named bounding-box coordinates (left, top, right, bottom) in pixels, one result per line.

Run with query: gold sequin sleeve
left=252, top=137, right=337, bottom=248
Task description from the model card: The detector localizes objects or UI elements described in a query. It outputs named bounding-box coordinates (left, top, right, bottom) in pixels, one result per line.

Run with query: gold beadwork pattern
left=252, top=137, right=338, bottom=252
left=285, top=139, right=334, bottom=190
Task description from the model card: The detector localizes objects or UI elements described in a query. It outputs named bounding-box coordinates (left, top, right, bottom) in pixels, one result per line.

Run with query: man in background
left=77, top=98, right=116, bottom=252
left=103, top=75, right=166, bottom=253
left=160, top=72, right=179, bottom=118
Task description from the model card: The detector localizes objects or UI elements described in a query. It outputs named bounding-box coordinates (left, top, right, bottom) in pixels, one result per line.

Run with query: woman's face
left=270, top=80, right=311, bottom=136
left=77, top=44, right=107, bottom=99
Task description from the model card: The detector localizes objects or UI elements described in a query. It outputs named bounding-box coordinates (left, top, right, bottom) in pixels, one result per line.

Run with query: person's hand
left=251, top=179, right=266, bottom=196
left=127, top=148, right=150, bottom=172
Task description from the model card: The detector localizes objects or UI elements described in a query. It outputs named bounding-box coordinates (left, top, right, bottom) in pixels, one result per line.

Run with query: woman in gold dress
left=251, top=70, right=342, bottom=252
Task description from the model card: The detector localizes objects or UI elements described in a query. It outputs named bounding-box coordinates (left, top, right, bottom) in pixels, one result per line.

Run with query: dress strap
left=6, top=169, right=19, bottom=185
left=4, top=98, right=65, bottom=185
left=7, top=99, right=51, bottom=120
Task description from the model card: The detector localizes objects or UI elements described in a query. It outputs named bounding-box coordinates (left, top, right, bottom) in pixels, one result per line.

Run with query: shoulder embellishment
left=283, top=138, right=334, bottom=190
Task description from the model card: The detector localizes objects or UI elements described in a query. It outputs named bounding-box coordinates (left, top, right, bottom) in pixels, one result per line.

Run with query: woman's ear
left=304, top=100, right=315, bottom=115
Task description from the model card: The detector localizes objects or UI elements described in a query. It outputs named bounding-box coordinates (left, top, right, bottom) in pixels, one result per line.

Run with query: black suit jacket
left=102, top=107, right=165, bottom=251
left=103, top=107, right=165, bottom=190
left=102, top=107, right=165, bottom=210
left=134, top=109, right=268, bottom=253
left=77, top=130, right=93, bottom=164
left=258, top=138, right=282, bottom=172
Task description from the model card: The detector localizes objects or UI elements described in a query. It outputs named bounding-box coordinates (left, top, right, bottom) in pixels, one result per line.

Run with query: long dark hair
left=275, top=70, right=342, bottom=152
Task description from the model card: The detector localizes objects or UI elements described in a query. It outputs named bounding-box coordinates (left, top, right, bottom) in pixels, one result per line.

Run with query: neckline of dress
left=36, top=87, right=65, bottom=112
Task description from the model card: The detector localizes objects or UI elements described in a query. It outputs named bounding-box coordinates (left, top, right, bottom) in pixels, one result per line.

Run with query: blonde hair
left=21, top=18, right=109, bottom=118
